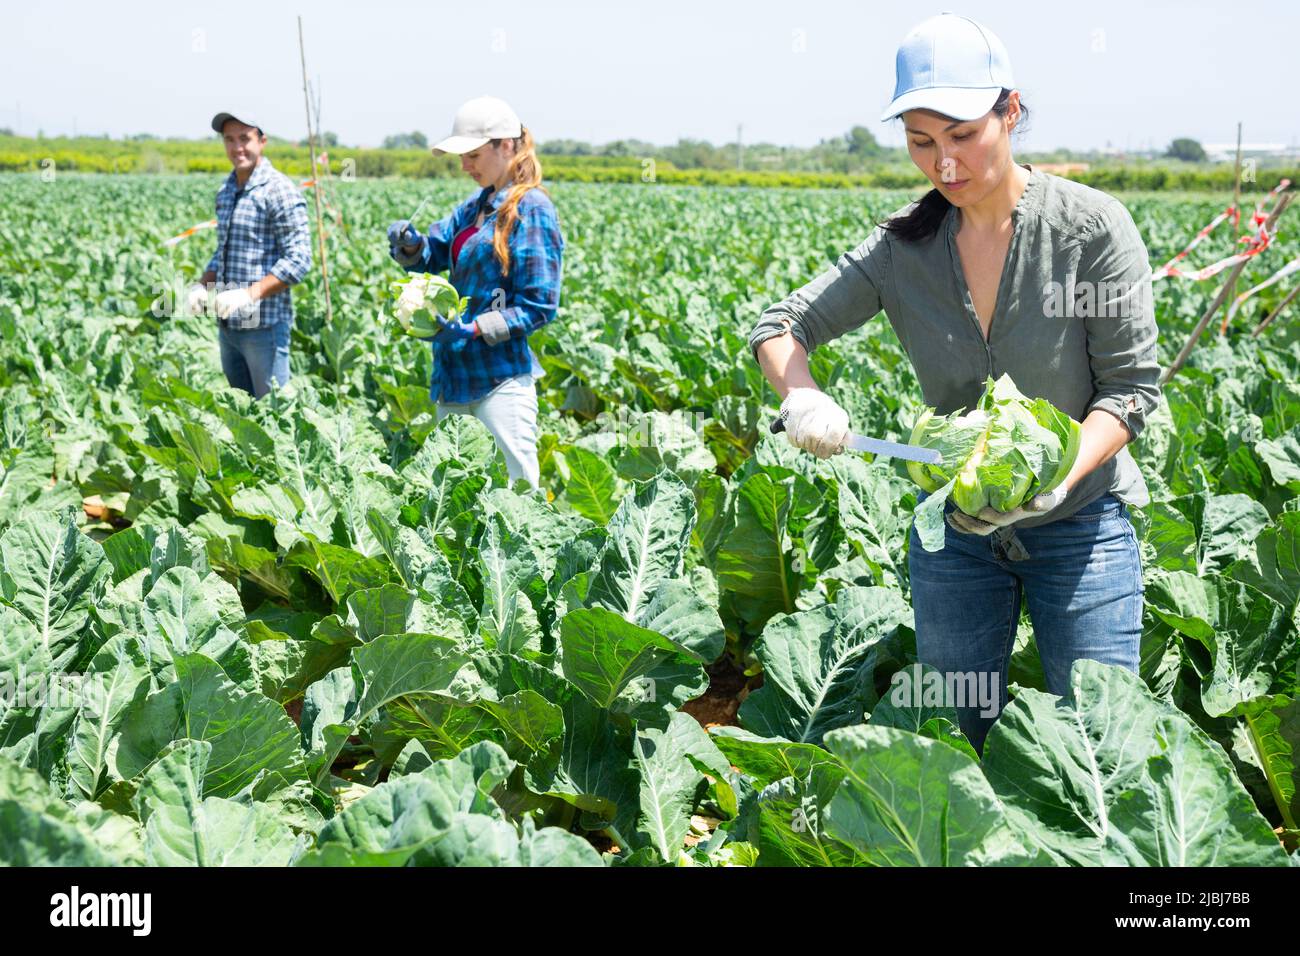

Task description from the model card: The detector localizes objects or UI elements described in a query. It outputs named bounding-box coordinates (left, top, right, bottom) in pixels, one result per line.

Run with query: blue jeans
left=907, top=492, right=1143, bottom=754
left=218, top=320, right=291, bottom=398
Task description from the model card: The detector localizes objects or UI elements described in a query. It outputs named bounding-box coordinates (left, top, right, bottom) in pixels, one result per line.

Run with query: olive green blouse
left=748, top=165, right=1162, bottom=527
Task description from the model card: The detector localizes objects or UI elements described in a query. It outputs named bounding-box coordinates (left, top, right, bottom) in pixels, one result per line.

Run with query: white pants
left=436, top=372, right=540, bottom=489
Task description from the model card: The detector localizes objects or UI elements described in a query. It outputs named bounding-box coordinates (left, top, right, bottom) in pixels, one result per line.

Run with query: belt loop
left=994, top=527, right=1031, bottom=562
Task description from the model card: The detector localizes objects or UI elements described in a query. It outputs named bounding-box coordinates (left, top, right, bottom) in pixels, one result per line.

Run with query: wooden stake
left=298, top=16, right=333, bottom=326
left=307, top=79, right=346, bottom=236
left=1232, top=122, right=1243, bottom=218
left=1163, top=192, right=1293, bottom=384
left=1223, top=122, right=1244, bottom=327
left=1250, top=283, right=1300, bottom=338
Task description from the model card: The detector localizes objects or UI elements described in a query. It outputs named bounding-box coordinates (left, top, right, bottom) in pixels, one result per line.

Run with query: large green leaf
left=114, top=653, right=307, bottom=798
left=822, top=724, right=1043, bottom=866
left=1256, top=426, right=1300, bottom=492
left=1136, top=492, right=1271, bottom=576
left=982, top=660, right=1287, bottom=866
left=366, top=508, right=474, bottom=614
left=283, top=538, right=393, bottom=605
left=307, top=632, right=477, bottom=786
left=67, top=635, right=152, bottom=799
left=561, top=445, right=624, bottom=524
left=559, top=606, right=702, bottom=710
left=307, top=741, right=515, bottom=866
left=827, top=455, right=912, bottom=589
left=586, top=471, right=695, bottom=621
left=0, top=509, right=110, bottom=670
left=716, top=471, right=819, bottom=630
left=0, top=437, right=56, bottom=531
left=0, top=756, right=141, bottom=865
left=384, top=689, right=565, bottom=765
left=407, top=414, right=499, bottom=476
left=526, top=690, right=639, bottom=827
left=135, top=739, right=301, bottom=866
left=738, top=586, right=912, bottom=744
left=634, top=576, right=725, bottom=663
left=1234, top=695, right=1300, bottom=830
left=482, top=486, right=598, bottom=591
left=478, top=513, right=545, bottom=655
left=232, top=481, right=335, bottom=550
left=613, top=409, right=718, bottom=485
left=870, top=663, right=979, bottom=760
left=139, top=565, right=250, bottom=682
left=404, top=460, right=486, bottom=545
left=752, top=762, right=862, bottom=867
left=631, top=712, right=714, bottom=862
left=1146, top=571, right=1299, bottom=716
left=1228, top=510, right=1300, bottom=610
left=189, top=511, right=304, bottom=603
left=710, top=726, right=840, bottom=790
left=353, top=632, right=478, bottom=722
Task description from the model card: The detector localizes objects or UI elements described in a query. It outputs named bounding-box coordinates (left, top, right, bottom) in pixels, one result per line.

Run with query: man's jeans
left=907, top=491, right=1143, bottom=754
left=436, top=373, right=540, bottom=489
left=218, top=320, right=291, bottom=399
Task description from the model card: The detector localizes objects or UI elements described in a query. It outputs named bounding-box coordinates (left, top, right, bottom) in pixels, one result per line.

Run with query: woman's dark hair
left=881, top=89, right=1029, bottom=244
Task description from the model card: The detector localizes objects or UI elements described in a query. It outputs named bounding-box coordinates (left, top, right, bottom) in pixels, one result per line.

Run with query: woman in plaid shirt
left=388, top=97, right=563, bottom=490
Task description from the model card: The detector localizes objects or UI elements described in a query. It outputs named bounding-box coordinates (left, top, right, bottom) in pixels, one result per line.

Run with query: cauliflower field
left=0, top=174, right=1297, bottom=867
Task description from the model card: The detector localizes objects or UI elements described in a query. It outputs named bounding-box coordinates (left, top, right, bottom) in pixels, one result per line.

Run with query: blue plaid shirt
left=206, top=157, right=312, bottom=329
left=395, top=184, right=564, bottom=404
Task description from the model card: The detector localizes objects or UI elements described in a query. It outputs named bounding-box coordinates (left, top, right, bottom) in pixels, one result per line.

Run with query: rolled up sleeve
left=1076, top=200, right=1162, bottom=440
left=268, top=185, right=312, bottom=285
left=748, top=224, right=888, bottom=360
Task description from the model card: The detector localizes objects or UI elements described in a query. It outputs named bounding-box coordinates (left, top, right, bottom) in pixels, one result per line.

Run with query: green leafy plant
left=0, top=176, right=1295, bottom=868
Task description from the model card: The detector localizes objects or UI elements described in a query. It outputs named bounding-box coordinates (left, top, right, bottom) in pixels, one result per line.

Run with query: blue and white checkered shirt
left=394, top=184, right=564, bottom=404
left=206, top=157, right=312, bottom=329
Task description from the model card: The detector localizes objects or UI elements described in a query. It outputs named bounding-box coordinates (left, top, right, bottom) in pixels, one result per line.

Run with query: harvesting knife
left=769, top=417, right=942, bottom=465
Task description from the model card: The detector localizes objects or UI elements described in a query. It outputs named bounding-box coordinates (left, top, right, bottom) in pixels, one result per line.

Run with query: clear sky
left=3, top=0, right=1295, bottom=152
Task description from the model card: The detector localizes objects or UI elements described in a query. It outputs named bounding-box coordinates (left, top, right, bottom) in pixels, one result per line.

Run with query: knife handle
left=769, top=416, right=786, bottom=435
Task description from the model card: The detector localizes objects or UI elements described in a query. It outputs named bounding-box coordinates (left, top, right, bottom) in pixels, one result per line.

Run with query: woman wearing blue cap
left=387, top=96, right=563, bottom=490
left=749, top=14, right=1160, bottom=753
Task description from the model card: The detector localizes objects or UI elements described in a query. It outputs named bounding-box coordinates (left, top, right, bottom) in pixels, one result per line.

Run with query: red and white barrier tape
left=1152, top=179, right=1291, bottom=282
left=162, top=163, right=334, bottom=247
left=1151, top=206, right=1238, bottom=280
left=161, top=219, right=217, bottom=248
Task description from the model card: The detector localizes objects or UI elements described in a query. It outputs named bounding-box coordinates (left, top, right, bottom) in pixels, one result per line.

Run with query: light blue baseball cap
left=880, top=14, right=1014, bottom=123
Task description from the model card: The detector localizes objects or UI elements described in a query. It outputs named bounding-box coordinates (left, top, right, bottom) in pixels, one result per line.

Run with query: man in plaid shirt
left=183, top=111, right=312, bottom=398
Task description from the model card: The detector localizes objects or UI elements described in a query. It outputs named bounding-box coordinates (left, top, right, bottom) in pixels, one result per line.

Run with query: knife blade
left=769, top=416, right=942, bottom=465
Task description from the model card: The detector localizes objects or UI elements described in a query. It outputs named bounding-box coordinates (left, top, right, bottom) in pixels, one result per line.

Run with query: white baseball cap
left=880, top=14, right=1014, bottom=123
left=211, top=111, right=264, bottom=134
left=431, top=96, right=523, bottom=154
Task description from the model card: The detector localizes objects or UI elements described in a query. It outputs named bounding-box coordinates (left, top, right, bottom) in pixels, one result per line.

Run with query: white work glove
left=779, top=387, right=850, bottom=459
left=183, top=282, right=210, bottom=317
left=475, top=310, right=510, bottom=346
left=214, top=287, right=258, bottom=322
left=947, top=485, right=1071, bottom=535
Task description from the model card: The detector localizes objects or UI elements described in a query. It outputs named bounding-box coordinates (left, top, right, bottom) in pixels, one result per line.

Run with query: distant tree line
left=538, top=126, right=897, bottom=174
